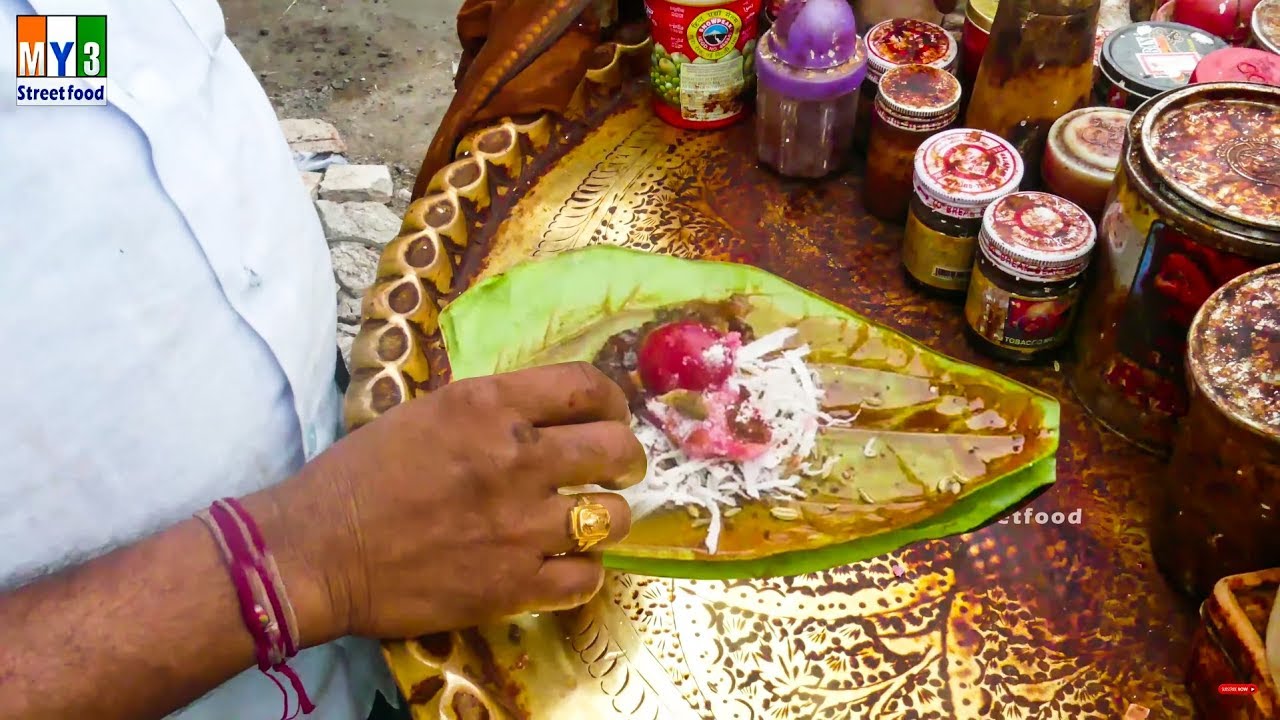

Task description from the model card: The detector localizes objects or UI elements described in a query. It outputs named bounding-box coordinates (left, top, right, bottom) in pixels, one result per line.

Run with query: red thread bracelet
left=198, top=499, right=315, bottom=718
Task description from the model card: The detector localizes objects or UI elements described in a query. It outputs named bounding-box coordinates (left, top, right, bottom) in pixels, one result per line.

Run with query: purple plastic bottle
left=755, top=0, right=868, bottom=178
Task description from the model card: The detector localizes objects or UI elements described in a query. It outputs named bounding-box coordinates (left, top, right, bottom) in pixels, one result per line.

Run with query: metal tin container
left=1041, top=107, right=1131, bottom=220
left=1254, top=0, right=1280, bottom=53
left=646, top=0, right=763, bottom=130
left=1151, top=264, right=1280, bottom=599
left=1069, top=82, right=1280, bottom=453
left=1095, top=21, right=1227, bottom=110
left=1187, top=569, right=1280, bottom=719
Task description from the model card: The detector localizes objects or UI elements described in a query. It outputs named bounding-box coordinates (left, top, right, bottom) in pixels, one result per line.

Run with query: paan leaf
left=441, top=246, right=1059, bottom=579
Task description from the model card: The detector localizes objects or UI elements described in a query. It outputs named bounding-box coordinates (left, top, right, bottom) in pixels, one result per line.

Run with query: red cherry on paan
left=638, top=320, right=737, bottom=394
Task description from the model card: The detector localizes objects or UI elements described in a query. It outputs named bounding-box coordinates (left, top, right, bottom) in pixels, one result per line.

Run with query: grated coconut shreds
left=618, top=327, right=846, bottom=553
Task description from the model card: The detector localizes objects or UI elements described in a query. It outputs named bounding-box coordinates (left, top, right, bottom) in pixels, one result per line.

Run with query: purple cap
left=756, top=0, right=867, bottom=102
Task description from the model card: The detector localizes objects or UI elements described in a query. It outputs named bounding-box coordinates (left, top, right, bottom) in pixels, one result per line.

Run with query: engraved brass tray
left=344, top=31, right=1196, bottom=719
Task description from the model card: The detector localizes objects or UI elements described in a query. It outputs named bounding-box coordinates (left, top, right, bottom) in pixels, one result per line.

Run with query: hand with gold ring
left=263, top=361, right=646, bottom=643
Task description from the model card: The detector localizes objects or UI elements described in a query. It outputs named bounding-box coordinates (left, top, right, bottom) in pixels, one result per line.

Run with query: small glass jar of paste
left=964, top=192, right=1097, bottom=362
left=755, top=0, right=867, bottom=178
left=864, top=64, right=961, bottom=222
left=1254, top=0, right=1280, bottom=52
left=1041, top=107, right=1132, bottom=222
left=855, top=18, right=958, bottom=150
left=902, top=128, right=1025, bottom=295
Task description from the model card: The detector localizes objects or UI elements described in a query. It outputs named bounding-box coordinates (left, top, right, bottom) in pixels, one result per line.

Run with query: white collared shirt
left=0, top=1, right=391, bottom=716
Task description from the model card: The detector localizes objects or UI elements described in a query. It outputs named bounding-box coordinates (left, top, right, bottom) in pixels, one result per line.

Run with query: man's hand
left=276, top=362, right=647, bottom=641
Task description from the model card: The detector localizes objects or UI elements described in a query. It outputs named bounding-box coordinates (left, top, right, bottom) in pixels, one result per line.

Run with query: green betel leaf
left=441, top=246, right=1060, bottom=579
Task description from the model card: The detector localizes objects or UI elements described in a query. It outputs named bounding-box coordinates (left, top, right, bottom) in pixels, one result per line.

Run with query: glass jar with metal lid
left=1041, top=107, right=1132, bottom=221
left=1070, top=82, right=1280, bottom=454
left=902, top=128, right=1025, bottom=295
left=854, top=18, right=958, bottom=150
left=863, top=64, right=961, bottom=222
left=964, top=192, right=1097, bottom=362
left=1151, top=263, right=1280, bottom=600
left=1253, top=0, right=1280, bottom=53
left=1094, top=22, right=1227, bottom=110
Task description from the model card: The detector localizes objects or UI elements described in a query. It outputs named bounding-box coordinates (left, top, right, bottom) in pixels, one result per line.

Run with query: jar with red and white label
left=963, top=192, right=1097, bottom=363
left=646, top=0, right=762, bottom=130
left=902, top=128, right=1025, bottom=295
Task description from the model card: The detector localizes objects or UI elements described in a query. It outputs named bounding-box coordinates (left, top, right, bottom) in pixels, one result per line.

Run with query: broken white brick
left=280, top=118, right=346, bottom=155
left=300, top=171, right=322, bottom=201
left=315, top=200, right=401, bottom=247
left=330, top=242, right=381, bottom=295
left=319, top=164, right=393, bottom=203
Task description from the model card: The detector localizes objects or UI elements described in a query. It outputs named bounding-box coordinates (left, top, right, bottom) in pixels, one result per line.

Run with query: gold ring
left=569, top=497, right=611, bottom=552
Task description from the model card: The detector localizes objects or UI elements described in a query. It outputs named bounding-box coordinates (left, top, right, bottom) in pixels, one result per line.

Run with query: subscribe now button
left=1218, top=684, right=1259, bottom=695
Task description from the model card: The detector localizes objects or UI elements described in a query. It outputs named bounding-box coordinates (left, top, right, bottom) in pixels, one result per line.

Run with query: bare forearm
left=0, top=490, right=340, bottom=720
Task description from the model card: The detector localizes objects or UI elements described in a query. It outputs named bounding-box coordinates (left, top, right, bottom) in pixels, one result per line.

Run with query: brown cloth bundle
left=412, top=0, right=635, bottom=197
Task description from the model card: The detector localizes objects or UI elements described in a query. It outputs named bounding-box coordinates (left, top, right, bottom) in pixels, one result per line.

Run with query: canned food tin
left=1151, top=263, right=1280, bottom=600
left=1190, top=46, right=1280, bottom=84
left=1069, top=82, right=1280, bottom=453
left=646, top=0, right=762, bottom=130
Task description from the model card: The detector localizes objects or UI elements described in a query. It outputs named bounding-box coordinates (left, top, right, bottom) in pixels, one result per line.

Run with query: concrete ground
left=222, top=0, right=464, bottom=188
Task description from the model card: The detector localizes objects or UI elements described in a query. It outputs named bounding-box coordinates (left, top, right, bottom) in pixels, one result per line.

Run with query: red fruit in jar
left=1173, top=0, right=1261, bottom=45
left=638, top=320, right=739, bottom=394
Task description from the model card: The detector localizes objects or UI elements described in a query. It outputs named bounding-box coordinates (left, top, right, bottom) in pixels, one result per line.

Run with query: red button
left=1218, top=683, right=1259, bottom=694
left=1190, top=48, right=1280, bottom=86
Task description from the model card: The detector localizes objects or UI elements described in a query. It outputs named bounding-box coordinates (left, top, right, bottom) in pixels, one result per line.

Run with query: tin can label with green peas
left=645, top=0, right=761, bottom=129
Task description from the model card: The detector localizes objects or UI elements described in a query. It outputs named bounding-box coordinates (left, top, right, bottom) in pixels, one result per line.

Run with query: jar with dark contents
left=1255, top=0, right=1280, bottom=53
left=1094, top=22, right=1227, bottom=111
left=855, top=18, right=958, bottom=151
left=1070, top=82, right=1280, bottom=454
left=902, top=128, right=1025, bottom=295
left=964, top=0, right=1101, bottom=185
left=863, top=64, right=961, bottom=222
left=1041, top=107, right=1131, bottom=221
left=963, top=192, right=1097, bottom=362
left=1151, top=263, right=1280, bottom=601
left=755, top=0, right=866, bottom=178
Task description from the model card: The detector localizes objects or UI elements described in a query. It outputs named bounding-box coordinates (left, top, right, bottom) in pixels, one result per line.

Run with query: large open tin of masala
left=1069, top=82, right=1280, bottom=453
left=1151, top=263, right=1280, bottom=601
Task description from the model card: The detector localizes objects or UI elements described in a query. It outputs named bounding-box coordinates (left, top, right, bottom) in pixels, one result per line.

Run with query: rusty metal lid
left=875, top=64, right=962, bottom=127
left=1188, top=263, right=1280, bottom=439
left=865, top=19, right=958, bottom=82
left=1142, top=82, right=1280, bottom=231
left=913, top=128, right=1025, bottom=210
left=978, top=192, right=1097, bottom=281
left=1045, top=107, right=1132, bottom=185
